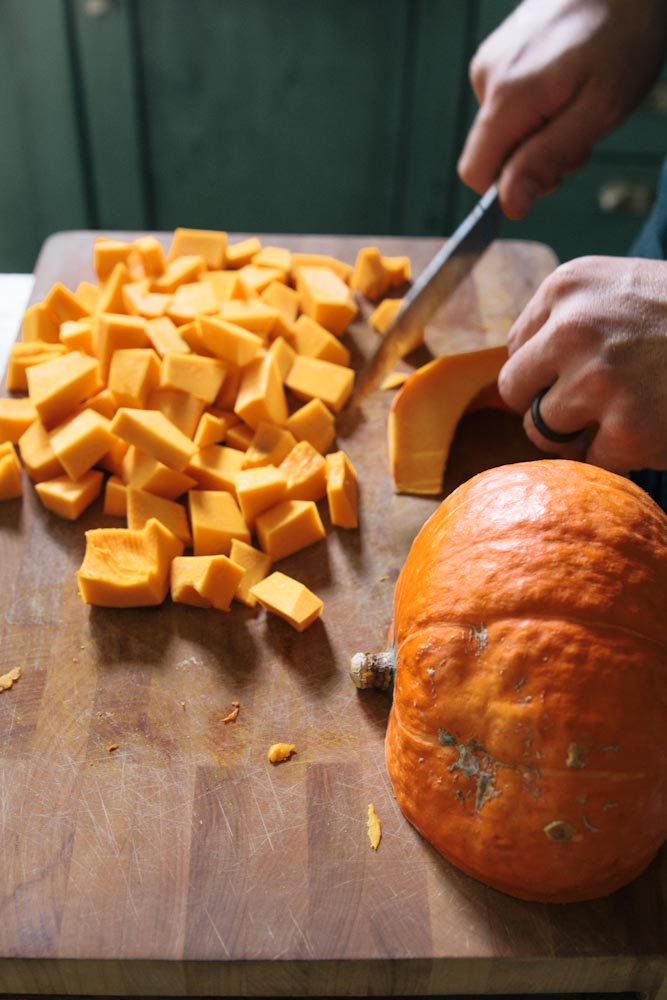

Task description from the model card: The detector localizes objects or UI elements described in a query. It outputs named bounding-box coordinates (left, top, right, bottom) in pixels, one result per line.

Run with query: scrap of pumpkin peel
left=0, top=667, right=21, bottom=692
left=367, top=803, right=382, bottom=850
left=268, top=743, right=296, bottom=764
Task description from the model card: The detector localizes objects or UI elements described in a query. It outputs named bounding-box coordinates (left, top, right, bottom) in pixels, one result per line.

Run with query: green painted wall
left=0, top=0, right=663, bottom=271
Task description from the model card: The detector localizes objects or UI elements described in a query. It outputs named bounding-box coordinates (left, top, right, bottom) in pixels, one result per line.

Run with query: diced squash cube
left=296, top=266, right=357, bottom=335
left=251, top=245, right=291, bottom=276
left=160, top=352, right=227, bottom=404
left=43, top=282, right=91, bottom=324
left=145, top=316, right=192, bottom=357
left=225, top=420, right=254, bottom=451
left=290, top=253, right=353, bottom=284
left=26, top=350, right=101, bottom=429
left=0, top=442, right=23, bottom=500
left=218, top=299, right=279, bottom=336
left=369, top=297, right=403, bottom=334
left=249, top=571, right=323, bottom=632
left=151, top=255, right=207, bottom=294
left=242, top=421, right=297, bottom=469
left=261, top=280, right=299, bottom=340
left=93, top=239, right=135, bottom=281
left=267, top=336, right=296, bottom=380
left=188, top=489, right=251, bottom=555
left=148, top=387, right=206, bottom=438
left=49, top=408, right=114, bottom=481
left=198, top=269, right=246, bottom=303
left=225, top=236, right=262, bottom=269
left=59, top=319, right=95, bottom=354
left=255, top=499, right=325, bottom=561
left=36, top=469, right=104, bottom=521
left=75, top=281, right=100, bottom=313
left=292, top=314, right=350, bottom=366
left=170, top=554, right=244, bottom=611
left=382, top=254, right=411, bottom=286
left=187, top=443, right=245, bottom=492
left=285, top=398, right=336, bottom=454
left=325, top=450, right=359, bottom=528
left=18, top=418, right=64, bottom=482
left=279, top=440, right=327, bottom=501
left=82, top=388, right=119, bottom=420
left=238, top=264, right=286, bottom=296
left=96, top=435, right=129, bottom=477
left=103, top=475, right=127, bottom=517
left=6, top=341, right=68, bottom=392
left=107, top=347, right=161, bottom=408
left=122, top=281, right=172, bottom=319
left=94, top=313, right=149, bottom=381
left=235, top=465, right=288, bottom=528
left=350, top=246, right=391, bottom=301
left=261, top=281, right=299, bottom=326
left=0, top=397, right=38, bottom=444
left=229, top=538, right=272, bottom=607
left=110, top=407, right=197, bottom=471
left=284, top=355, right=354, bottom=413
left=122, top=447, right=197, bottom=500
left=215, top=364, right=243, bottom=411
left=166, top=228, right=228, bottom=269
left=76, top=516, right=184, bottom=606
left=127, top=487, right=192, bottom=546
left=96, top=262, right=131, bottom=314
left=197, top=315, right=264, bottom=366
left=21, top=302, right=60, bottom=343
left=235, top=353, right=288, bottom=429
left=133, top=235, right=166, bottom=277
left=193, top=411, right=227, bottom=448
left=166, top=280, right=220, bottom=324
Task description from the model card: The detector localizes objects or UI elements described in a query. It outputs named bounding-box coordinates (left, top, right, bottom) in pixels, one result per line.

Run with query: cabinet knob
left=597, top=180, right=655, bottom=215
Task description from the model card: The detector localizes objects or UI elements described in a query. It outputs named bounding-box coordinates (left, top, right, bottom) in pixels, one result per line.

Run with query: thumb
left=499, top=86, right=606, bottom=218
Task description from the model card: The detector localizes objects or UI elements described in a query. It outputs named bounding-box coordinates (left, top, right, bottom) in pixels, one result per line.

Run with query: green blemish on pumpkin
left=437, top=729, right=457, bottom=747
left=437, top=729, right=541, bottom=812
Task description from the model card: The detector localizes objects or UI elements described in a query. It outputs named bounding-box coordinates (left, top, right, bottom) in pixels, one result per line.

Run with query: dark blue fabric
left=626, top=158, right=667, bottom=509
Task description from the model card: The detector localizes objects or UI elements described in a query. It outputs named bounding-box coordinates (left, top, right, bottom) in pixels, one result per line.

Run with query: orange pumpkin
left=357, top=460, right=667, bottom=903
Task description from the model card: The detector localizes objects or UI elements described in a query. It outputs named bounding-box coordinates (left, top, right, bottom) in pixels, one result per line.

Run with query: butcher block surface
left=1, top=231, right=666, bottom=999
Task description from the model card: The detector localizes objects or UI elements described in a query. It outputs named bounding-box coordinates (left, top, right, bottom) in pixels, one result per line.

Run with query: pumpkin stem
left=350, top=650, right=394, bottom=691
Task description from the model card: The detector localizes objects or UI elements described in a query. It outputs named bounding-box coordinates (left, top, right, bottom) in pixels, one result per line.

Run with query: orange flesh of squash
left=388, top=345, right=508, bottom=495
left=77, top=517, right=184, bottom=606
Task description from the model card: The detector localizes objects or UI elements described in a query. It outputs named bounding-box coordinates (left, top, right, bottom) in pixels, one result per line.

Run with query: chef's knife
left=352, top=183, right=501, bottom=404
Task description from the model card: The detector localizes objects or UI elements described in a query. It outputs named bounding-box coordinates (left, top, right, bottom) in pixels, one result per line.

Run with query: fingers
left=498, top=86, right=600, bottom=218
left=520, top=382, right=594, bottom=456
left=460, top=82, right=601, bottom=218
left=458, top=98, right=545, bottom=197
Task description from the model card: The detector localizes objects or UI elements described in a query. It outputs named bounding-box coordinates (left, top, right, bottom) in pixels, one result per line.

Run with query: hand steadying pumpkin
left=458, top=0, right=667, bottom=218
left=498, top=255, right=667, bottom=473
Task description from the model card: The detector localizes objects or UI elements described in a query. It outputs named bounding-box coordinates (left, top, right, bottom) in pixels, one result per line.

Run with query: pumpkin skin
left=387, top=460, right=667, bottom=903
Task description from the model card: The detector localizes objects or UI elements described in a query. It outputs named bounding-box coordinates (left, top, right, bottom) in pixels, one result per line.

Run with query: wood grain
left=0, top=231, right=665, bottom=998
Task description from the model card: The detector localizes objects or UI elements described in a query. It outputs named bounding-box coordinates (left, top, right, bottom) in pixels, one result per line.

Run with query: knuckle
left=496, top=364, right=518, bottom=408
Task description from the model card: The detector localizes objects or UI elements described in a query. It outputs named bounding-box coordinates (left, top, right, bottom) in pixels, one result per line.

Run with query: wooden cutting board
left=1, top=232, right=665, bottom=999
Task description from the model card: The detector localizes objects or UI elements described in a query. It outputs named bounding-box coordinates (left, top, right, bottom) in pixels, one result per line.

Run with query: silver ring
left=531, top=388, right=583, bottom=444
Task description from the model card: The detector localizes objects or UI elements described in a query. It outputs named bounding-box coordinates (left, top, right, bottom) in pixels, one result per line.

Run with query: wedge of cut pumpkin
left=388, top=345, right=507, bottom=495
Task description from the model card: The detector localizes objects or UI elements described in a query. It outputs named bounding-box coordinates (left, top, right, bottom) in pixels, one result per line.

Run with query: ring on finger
left=531, top=387, right=585, bottom=444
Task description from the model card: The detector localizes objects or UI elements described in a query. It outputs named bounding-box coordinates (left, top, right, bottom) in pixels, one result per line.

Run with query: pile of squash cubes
left=0, top=228, right=410, bottom=631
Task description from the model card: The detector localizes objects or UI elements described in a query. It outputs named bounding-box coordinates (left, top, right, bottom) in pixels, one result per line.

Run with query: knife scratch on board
left=204, top=906, right=231, bottom=957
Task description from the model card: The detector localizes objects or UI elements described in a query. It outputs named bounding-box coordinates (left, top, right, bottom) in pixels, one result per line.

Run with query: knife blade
left=352, top=183, right=501, bottom=404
